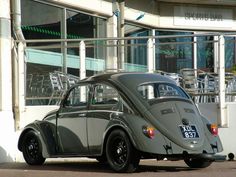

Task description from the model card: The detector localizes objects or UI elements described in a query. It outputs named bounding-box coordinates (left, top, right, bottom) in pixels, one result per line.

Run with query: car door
left=87, top=83, right=121, bottom=154
left=56, top=84, right=90, bottom=155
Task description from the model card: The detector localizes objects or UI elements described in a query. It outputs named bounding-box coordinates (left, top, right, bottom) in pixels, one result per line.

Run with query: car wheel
left=106, top=129, right=140, bottom=173
left=184, top=158, right=212, bottom=168
left=22, top=130, right=46, bottom=165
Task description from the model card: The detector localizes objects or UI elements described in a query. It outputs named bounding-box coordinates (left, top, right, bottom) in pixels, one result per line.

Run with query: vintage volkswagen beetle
left=18, top=72, right=223, bottom=172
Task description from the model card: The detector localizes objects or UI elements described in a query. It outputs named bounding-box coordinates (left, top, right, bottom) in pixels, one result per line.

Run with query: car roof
left=84, top=72, right=176, bottom=87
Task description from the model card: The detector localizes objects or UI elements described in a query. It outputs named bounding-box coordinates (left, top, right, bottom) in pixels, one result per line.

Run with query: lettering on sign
left=184, top=12, right=223, bottom=21
left=174, top=6, right=233, bottom=28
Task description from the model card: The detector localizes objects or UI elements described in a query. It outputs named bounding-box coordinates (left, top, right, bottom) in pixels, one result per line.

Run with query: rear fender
left=201, top=116, right=223, bottom=152
left=101, top=117, right=141, bottom=156
left=103, top=114, right=167, bottom=155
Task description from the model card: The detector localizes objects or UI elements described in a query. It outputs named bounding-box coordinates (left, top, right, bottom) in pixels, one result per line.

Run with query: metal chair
left=226, top=75, right=236, bottom=102
left=48, top=72, right=65, bottom=105
left=180, top=68, right=204, bottom=103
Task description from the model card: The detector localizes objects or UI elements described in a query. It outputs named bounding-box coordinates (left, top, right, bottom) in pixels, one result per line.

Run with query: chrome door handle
left=78, top=113, right=86, bottom=117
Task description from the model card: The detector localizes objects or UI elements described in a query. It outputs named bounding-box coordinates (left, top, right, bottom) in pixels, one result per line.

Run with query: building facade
left=1, top=0, right=236, bottom=162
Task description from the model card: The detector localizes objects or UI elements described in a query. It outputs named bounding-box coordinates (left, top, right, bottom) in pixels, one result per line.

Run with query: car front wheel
left=184, top=158, right=212, bottom=168
left=106, top=129, right=140, bottom=172
left=22, top=130, right=46, bottom=165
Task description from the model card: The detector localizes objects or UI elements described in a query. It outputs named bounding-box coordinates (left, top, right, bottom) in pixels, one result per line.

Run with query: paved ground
left=0, top=159, right=235, bottom=177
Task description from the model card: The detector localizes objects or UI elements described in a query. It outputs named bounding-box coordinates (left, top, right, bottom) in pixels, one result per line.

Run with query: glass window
left=92, top=84, right=119, bottom=105
left=21, top=0, right=62, bottom=45
left=92, top=84, right=134, bottom=114
left=138, top=83, right=189, bottom=100
left=126, top=27, right=149, bottom=65
left=156, top=31, right=193, bottom=73
left=65, top=85, right=89, bottom=107
left=22, top=0, right=107, bottom=105
left=124, top=24, right=149, bottom=72
left=225, top=37, right=236, bottom=70
left=137, top=84, right=155, bottom=100
left=22, top=0, right=64, bottom=106
left=158, top=84, right=185, bottom=97
left=197, top=36, right=214, bottom=72
left=66, top=10, right=106, bottom=59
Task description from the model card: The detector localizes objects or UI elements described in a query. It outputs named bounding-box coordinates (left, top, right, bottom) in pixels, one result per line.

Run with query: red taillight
left=210, top=124, right=218, bottom=136
left=142, top=126, right=155, bottom=139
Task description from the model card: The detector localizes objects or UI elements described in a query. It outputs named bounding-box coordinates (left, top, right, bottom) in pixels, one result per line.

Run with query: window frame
left=137, top=82, right=190, bottom=100
left=89, top=83, right=135, bottom=114
left=63, top=83, right=91, bottom=108
left=90, top=83, right=120, bottom=109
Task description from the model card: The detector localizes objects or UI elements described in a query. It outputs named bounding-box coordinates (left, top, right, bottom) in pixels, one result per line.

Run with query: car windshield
left=137, top=82, right=189, bottom=100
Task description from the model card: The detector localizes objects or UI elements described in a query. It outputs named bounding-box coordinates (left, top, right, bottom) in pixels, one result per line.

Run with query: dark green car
left=18, top=72, right=223, bottom=172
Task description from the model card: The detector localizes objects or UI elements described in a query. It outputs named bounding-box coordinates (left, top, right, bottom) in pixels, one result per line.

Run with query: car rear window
left=137, top=83, right=189, bottom=100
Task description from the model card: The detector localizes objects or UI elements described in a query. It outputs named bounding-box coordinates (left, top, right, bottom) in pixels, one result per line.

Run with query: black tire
left=22, top=130, right=46, bottom=165
left=184, top=158, right=212, bottom=168
left=106, top=129, right=140, bottom=173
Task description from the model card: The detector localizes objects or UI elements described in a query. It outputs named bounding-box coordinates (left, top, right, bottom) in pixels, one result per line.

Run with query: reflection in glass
left=21, top=0, right=62, bottom=51
left=137, top=83, right=188, bottom=100
left=156, top=31, right=193, bottom=73
left=197, top=36, right=214, bottom=72
left=126, top=29, right=149, bottom=66
left=225, top=37, right=236, bottom=71
left=21, top=0, right=107, bottom=105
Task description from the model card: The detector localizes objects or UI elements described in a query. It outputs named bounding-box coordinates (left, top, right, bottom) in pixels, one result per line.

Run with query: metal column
left=218, top=35, right=228, bottom=127
left=106, top=16, right=118, bottom=71
left=80, top=41, right=86, bottom=80
left=193, top=35, right=197, bottom=70
left=117, top=0, right=125, bottom=71
left=214, top=36, right=219, bottom=74
left=61, top=8, right=67, bottom=74
left=147, top=37, right=155, bottom=73
left=79, top=40, right=86, bottom=102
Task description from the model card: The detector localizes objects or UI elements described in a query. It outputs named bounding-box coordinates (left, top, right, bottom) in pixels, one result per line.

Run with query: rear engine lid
left=147, top=99, right=205, bottom=151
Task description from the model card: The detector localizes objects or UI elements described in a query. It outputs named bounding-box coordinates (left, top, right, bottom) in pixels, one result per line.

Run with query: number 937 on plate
left=179, top=125, right=200, bottom=139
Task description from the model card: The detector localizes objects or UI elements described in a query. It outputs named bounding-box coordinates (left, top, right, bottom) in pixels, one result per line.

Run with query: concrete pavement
left=0, top=159, right=235, bottom=177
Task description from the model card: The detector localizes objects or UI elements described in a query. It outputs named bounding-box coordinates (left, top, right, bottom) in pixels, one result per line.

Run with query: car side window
left=65, top=85, right=89, bottom=107
left=91, top=84, right=135, bottom=114
left=92, top=84, right=119, bottom=106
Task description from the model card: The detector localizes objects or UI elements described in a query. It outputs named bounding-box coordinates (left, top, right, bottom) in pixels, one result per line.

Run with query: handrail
left=14, top=32, right=233, bottom=44
left=16, top=33, right=236, bottom=106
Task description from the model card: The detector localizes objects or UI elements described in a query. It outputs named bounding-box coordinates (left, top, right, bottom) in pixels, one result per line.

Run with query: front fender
left=18, top=121, right=56, bottom=158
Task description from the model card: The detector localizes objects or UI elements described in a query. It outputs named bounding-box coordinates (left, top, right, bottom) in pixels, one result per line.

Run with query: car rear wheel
left=106, top=129, right=140, bottom=173
left=22, top=130, right=46, bottom=165
left=184, top=158, right=212, bottom=168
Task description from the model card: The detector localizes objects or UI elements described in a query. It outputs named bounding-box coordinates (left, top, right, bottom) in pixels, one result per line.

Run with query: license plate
left=179, top=125, right=199, bottom=139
